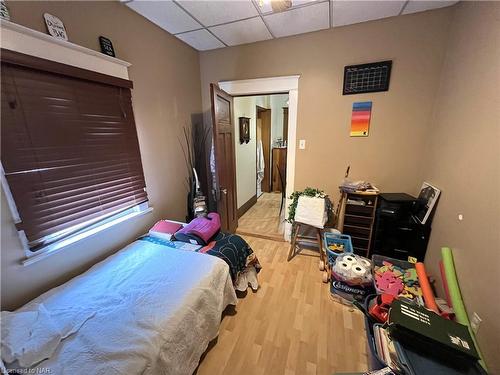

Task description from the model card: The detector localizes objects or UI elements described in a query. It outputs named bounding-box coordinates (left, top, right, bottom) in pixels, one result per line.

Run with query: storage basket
left=323, top=232, right=353, bottom=266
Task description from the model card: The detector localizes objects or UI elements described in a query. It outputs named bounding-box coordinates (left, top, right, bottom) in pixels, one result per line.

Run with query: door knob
left=221, top=188, right=227, bottom=195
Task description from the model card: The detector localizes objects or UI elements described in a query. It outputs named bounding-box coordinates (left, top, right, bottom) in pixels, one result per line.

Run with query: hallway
left=237, top=193, right=285, bottom=241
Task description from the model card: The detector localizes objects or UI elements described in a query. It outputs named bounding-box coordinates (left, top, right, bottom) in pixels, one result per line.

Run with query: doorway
left=256, top=106, right=271, bottom=195
left=211, top=75, right=300, bottom=241
left=228, top=94, right=289, bottom=241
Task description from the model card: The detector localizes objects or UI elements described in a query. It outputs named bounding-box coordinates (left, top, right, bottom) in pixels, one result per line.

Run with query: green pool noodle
left=441, top=247, right=487, bottom=371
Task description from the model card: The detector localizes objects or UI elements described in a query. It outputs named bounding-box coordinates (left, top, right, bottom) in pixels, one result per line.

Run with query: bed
left=2, top=239, right=237, bottom=375
left=140, top=231, right=261, bottom=291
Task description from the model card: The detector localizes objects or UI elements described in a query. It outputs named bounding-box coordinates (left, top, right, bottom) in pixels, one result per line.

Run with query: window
left=1, top=50, right=148, bottom=253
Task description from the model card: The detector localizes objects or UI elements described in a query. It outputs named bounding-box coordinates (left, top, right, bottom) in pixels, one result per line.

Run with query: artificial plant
left=287, top=187, right=333, bottom=225
left=178, top=123, right=211, bottom=221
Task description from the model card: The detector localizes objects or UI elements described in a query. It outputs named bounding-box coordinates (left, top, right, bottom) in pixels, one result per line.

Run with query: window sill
left=22, top=206, right=153, bottom=266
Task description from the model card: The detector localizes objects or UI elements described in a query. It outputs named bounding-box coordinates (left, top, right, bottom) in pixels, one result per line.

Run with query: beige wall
left=234, top=96, right=259, bottom=208
left=201, top=5, right=500, bottom=370
left=1, top=1, right=201, bottom=309
left=200, top=8, right=454, bottom=203
left=422, top=2, right=500, bottom=372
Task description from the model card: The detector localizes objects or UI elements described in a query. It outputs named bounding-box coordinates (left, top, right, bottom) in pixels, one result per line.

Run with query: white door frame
left=219, top=75, right=300, bottom=241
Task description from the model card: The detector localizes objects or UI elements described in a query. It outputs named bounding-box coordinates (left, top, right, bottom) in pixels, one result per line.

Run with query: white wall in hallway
left=233, top=96, right=269, bottom=208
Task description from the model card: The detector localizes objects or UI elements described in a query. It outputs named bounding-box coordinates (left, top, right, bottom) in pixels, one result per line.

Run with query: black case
left=388, top=300, right=479, bottom=367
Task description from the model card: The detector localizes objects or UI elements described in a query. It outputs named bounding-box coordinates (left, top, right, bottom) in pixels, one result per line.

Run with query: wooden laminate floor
left=237, top=193, right=285, bottom=241
left=197, top=236, right=369, bottom=375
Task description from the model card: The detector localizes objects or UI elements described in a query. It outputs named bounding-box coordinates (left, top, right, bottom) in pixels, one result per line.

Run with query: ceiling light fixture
left=259, top=0, right=293, bottom=13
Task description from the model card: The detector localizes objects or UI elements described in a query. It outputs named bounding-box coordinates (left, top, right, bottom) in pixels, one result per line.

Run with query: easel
left=332, top=165, right=351, bottom=227
left=287, top=222, right=325, bottom=263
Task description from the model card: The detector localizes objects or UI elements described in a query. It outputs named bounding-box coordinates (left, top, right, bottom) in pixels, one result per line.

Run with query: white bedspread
left=6, top=240, right=237, bottom=375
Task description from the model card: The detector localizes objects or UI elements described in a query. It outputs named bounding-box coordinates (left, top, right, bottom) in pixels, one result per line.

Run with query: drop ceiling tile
left=259, top=0, right=321, bottom=14
left=176, top=29, right=225, bottom=51
left=402, top=1, right=459, bottom=15
left=177, top=0, right=259, bottom=27
left=126, top=0, right=202, bottom=34
left=332, top=0, right=406, bottom=27
left=209, top=17, right=272, bottom=46
left=264, top=2, right=330, bottom=38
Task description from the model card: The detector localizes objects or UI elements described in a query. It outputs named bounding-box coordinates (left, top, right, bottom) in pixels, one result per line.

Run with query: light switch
left=299, top=139, right=306, bottom=149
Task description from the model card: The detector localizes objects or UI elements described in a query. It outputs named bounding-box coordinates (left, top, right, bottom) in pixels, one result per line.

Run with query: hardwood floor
left=237, top=193, right=285, bottom=241
left=197, top=236, right=369, bottom=375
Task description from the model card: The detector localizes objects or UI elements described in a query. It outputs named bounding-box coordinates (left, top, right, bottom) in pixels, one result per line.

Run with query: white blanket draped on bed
left=4, top=240, right=237, bottom=375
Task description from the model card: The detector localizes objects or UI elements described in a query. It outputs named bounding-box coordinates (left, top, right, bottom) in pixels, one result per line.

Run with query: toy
left=375, top=272, right=404, bottom=296
left=373, top=256, right=423, bottom=302
left=368, top=294, right=395, bottom=323
left=416, top=262, right=440, bottom=314
left=328, top=243, right=344, bottom=253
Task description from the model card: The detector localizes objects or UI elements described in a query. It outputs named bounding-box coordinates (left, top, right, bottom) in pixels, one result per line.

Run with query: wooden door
left=283, top=107, right=289, bottom=142
left=257, top=107, right=272, bottom=193
left=210, top=84, right=238, bottom=232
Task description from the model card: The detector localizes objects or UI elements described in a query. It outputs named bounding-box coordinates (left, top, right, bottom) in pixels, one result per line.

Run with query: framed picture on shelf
left=99, top=36, right=116, bottom=57
left=239, top=117, right=250, bottom=144
left=415, top=182, right=440, bottom=224
left=44, top=13, right=68, bottom=41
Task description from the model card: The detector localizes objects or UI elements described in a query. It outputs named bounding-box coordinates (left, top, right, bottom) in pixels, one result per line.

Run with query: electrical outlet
left=299, top=139, right=306, bottom=149
left=471, top=312, right=482, bottom=334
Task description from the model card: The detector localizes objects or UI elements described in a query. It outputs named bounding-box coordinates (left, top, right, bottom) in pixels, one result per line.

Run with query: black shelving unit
left=372, top=193, right=431, bottom=261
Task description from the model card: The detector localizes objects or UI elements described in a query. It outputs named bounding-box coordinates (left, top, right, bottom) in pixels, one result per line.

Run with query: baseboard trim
left=237, top=195, right=257, bottom=218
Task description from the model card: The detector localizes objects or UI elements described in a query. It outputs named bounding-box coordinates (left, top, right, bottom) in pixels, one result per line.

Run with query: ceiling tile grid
left=175, top=29, right=225, bottom=50
left=126, top=0, right=201, bottom=34
left=332, top=1, right=406, bottom=27
left=210, top=16, right=273, bottom=46
left=264, top=1, right=330, bottom=38
left=177, top=0, right=259, bottom=26
left=125, top=0, right=460, bottom=51
left=402, top=0, right=458, bottom=14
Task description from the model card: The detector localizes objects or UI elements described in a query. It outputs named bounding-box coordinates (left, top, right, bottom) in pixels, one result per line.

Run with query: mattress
left=7, top=240, right=237, bottom=375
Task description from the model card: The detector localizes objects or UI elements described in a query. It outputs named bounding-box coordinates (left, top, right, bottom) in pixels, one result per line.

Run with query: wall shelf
left=0, top=20, right=131, bottom=79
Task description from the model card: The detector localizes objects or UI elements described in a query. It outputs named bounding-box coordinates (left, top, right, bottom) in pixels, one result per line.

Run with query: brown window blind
left=1, top=59, right=148, bottom=251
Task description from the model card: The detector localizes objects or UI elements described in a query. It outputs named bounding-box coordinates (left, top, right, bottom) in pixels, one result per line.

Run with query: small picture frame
left=44, top=13, right=68, bottom=41
left=239, top=117, right=250, bottom=144
left=99, top=36, right=115, bottom=57
left=1, top=1, right=11, bottom=21
left=415, top=182, right=440, bottom=225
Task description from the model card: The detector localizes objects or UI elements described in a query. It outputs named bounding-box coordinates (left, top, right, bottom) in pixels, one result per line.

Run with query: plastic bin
left=372, top=254, right=422, bottom=302
left=323, top=232, right=353, bottom=266
left=363, top=295, right=387, bottom=370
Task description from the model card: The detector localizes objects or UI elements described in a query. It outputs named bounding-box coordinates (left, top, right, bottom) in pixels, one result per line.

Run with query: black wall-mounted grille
left=343, top=60, right=392, bottom=95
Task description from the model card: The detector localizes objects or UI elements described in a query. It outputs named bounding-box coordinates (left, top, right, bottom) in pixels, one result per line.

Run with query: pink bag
left=175, top=212, right=221, bottom=244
